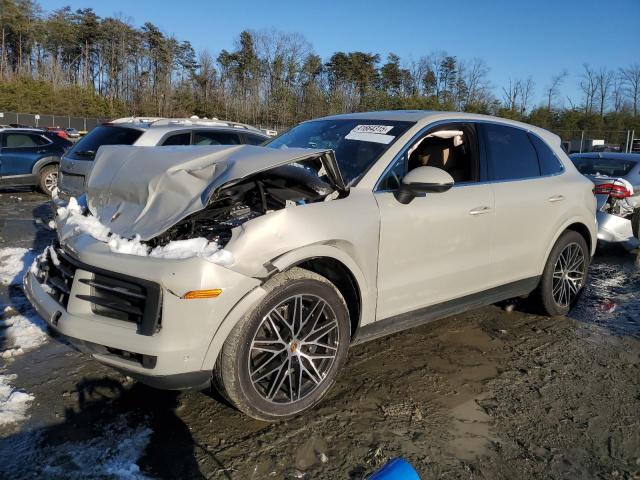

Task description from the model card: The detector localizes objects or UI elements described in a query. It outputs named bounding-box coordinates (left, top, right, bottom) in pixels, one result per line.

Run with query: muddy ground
left=0, top=189, right=639, bottom=479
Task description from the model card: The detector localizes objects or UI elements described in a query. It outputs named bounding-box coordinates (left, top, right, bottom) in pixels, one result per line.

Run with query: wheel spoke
left=249, top=293, right=340, bottom=404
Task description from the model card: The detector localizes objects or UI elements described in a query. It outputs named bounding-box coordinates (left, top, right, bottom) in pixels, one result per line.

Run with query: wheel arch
left=200, top=245, right=372, bottom=372
left=539, top=219, right=595, bottom=277
left=31, top=156, right=60, bottom=176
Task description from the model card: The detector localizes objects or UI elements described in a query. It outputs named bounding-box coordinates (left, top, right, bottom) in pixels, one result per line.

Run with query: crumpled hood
left=86, top=144, right=344, bottom=241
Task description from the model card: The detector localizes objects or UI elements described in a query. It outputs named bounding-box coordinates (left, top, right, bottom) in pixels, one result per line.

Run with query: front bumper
left=24, top=239, right=261, bottom=389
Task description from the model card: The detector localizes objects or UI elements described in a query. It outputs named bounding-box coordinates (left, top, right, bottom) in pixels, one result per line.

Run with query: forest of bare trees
left=1, top=0, right=639, bottom=135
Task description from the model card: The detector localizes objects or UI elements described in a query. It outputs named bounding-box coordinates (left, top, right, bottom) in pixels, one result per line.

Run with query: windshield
left=266, top=119, right=414, bottom=184
left=66, top=125, right=143, bottom=160
left=571, top=157, right=637, bottom=177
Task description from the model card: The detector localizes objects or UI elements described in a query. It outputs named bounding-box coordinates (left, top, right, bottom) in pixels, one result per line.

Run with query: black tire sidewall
left=224, top=274, right=350, bottom=420
left=540, top=231, right=589, bottom=316
left=38, top=165, right=58, bottom=194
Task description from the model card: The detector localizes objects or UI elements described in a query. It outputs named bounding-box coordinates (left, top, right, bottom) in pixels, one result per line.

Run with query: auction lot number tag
left=345, top=125, right=395, bottom=144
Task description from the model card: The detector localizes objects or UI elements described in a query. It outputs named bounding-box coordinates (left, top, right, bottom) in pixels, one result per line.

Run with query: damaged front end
left=61, top=145, right=348, bottom=258
left=592, top=176, right=640, bottom=246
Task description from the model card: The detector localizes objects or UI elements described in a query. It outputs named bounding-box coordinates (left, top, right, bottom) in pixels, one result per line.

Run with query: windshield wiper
left=74, top=150, right=96, bottom=156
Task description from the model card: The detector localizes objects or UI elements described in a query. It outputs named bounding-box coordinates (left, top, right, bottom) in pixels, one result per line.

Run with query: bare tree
left=580, top=64, right=597, bottom=115
left=545, top=70, right=568, bottom=110
left=620, top=64, right=640, bottom=116
left=519, top=77, right=534, bottom=114
left=595, top=67, right=614, bottom=116
left=502, top=78, right=522, bottom=112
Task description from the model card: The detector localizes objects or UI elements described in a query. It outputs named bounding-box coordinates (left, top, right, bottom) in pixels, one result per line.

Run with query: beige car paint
left=25, top=111, right=598, bottom=384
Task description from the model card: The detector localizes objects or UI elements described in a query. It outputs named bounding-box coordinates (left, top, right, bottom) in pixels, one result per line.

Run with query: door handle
left=469, top=206, right=492, bottom=215
left=548, top=194, right=565, bottom=203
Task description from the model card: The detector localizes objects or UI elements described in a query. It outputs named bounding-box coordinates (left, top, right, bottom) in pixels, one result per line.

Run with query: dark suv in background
left=0, top=128, right=72, bottom=194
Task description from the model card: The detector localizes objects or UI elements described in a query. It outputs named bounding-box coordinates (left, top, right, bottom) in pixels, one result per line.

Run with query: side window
left=482, top=124, right=540, bottom=181
left=244, top=134, right=267, bottom=145
left=5, top=133, right=40, bottom=148
left=193, top=131, right=241, bottom=145
left=528, top=133, right=564, bottom=176
left=161, top=132, right=191, bottom=146
left=28, top=134, right=50, bottom=146
left=377, top=123, right=480, bottom=190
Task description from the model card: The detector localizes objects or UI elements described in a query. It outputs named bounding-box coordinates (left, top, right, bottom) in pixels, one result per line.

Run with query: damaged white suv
left=25, top=111, right=597, bottom=420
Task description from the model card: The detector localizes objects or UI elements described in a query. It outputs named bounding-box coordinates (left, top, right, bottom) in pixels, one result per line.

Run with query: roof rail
left=107, top=116, right=262, bottom=132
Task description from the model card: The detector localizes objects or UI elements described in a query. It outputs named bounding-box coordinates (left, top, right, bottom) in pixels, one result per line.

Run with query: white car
left=25, top=111, right=597, bottom=420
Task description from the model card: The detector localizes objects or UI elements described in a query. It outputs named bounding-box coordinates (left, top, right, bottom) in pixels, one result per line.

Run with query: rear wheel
left=38, top=165, right=58, bottom=195
left=214, top=267, right=350, bottom=421
left=533, top=230, right=589, bottom=316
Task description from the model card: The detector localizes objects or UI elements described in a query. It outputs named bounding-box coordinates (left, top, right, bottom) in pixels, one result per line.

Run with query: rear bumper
left=596, top=210, right=639, bottom=246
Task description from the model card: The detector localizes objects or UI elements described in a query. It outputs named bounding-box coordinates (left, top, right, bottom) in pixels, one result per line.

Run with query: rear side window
left=245, top=133, right=267, bottom=145
left=529, top=134, right=563, bottom=175
left=66, top=125, right=143, bottom=159
left=4, top=133, right=48, bottom=148
left=162, top=132, right=191, bottom=146
left=193, top=131, right=241, bottom=145
left=483, top=123, right=540, bottom=181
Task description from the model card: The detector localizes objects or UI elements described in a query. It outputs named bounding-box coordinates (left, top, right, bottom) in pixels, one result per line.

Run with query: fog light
left=181, top=289, right=222, bottom=299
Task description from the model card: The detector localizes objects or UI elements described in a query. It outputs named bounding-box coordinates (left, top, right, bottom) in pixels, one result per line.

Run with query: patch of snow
left=0, top=247, right=36, bottom=286
left=0, top=374, right=34, bottom=426
left=58, top=197, right=235, bottom=266
left=2, top=306, right=48, bottom=352
left=0, top=415, right=152, bottom=478
left=0, top=248, right=49, bottom=354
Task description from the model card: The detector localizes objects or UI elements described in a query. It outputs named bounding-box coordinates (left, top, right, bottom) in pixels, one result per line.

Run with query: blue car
left=0, top=128, right=72, bottom=194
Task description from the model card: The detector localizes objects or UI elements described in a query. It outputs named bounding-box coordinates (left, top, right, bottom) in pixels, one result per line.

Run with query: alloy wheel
left=44, top=171, right=58, bottom=192
left=552, top=242, right=585, bottom=308
left=248, top=294, right=340, bottom=404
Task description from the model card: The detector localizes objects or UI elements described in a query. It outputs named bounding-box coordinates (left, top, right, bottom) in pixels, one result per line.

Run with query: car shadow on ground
left=0, top=375, right=219, bottom=478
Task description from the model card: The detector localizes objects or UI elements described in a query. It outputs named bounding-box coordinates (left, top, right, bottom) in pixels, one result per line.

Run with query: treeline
left=1, top=0, right=639, bottom=135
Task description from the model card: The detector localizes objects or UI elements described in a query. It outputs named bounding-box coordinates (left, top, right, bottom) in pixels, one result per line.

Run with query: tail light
left=593, top=181, right=632, bottom=199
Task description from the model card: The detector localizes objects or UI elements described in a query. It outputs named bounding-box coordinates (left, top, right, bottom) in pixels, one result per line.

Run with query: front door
left=374, top=123, right=495, bottom=320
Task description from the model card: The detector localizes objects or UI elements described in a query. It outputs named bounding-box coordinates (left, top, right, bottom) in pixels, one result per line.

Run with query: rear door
left=0, top=132, right=51, bottom=179
left=480, top=123, right=567, bottom=284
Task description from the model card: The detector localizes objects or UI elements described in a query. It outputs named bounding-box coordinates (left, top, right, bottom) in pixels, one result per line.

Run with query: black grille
left=38, top=245, right=77, bottom=308
left=37, top=244, right=162, bottom=336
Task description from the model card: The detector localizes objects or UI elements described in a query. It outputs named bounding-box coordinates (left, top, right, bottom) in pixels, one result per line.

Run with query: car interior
left=406, top=124, right=479, bottom=183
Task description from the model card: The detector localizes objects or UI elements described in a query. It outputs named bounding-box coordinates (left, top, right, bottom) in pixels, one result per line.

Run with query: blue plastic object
left=368, top=458, right=420, bottom=480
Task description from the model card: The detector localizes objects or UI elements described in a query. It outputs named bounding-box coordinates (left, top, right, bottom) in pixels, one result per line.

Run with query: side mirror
left=394, top=166, right=454, bottom=204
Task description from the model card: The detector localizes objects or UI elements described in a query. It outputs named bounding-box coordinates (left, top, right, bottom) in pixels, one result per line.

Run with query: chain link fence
left=555, top=129, right=638, bottom=154
left=0, top=111, right=110, bottom=131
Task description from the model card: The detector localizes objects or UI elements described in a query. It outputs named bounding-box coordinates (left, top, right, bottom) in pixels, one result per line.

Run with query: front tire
left=214, top=267, right=350, bottom=421
left=534, top=230, right=589, bottom=316
left=38, top=165, right=59, bottom=195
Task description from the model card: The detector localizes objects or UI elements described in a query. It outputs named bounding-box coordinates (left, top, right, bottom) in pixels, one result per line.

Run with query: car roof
left=308, top=110, right=558, bottom=143
left=0, top=127, right=47, bottom=134
left=106, top=117, right=267, bottom=136
left=570, top=152, right=640, bottom=161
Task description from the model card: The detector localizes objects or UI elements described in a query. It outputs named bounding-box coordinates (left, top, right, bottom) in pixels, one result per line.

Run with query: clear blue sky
left=40, top=0, right=640, bottom=106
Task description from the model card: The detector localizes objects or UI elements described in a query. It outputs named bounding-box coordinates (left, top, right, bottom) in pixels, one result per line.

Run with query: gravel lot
left=0, top=189, right=639, bottom=479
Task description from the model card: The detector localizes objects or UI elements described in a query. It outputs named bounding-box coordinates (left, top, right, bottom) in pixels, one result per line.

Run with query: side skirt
left=352, top=276, right=540, bottom=345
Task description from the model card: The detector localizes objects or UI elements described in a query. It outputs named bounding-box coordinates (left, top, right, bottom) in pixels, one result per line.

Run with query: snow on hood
left=86, top=145, right=343, bottom=241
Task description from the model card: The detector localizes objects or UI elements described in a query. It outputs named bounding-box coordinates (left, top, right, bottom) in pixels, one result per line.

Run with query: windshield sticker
left=350, top=125, right=394, bottom=135
left=346, top=125, right=395, bottom=144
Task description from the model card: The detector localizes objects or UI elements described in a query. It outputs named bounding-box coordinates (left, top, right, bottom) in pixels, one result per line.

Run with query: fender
left=538, top=215, right=597, bottom=276
left=31, top=156, right=60, bottom=176
left=269, top=243, right=375, bottom=332
left=200, top=244, right=376, bottom=370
